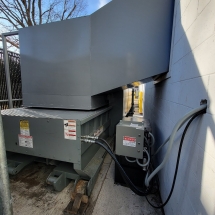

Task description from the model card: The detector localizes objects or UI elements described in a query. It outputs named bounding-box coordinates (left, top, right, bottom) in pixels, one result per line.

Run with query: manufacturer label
left=64, top=120, right=77, bottom=140
left=123, top=136, right=136, bottom=147
left=20, top=120, right=30, bottom=136
left=18, top=134, right=33, bottom=148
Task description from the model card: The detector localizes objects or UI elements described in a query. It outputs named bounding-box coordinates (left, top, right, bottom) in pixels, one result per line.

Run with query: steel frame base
left=6, top=137, right=110, bottom=194
left=7, top=153, right=34, bottom=175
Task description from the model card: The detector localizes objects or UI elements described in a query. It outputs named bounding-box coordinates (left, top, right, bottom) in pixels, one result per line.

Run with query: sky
left=86, top=0, right=111, bottom=15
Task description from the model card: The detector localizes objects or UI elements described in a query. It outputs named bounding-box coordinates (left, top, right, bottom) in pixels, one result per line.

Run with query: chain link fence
left=0, top=49, right=22, bottom=110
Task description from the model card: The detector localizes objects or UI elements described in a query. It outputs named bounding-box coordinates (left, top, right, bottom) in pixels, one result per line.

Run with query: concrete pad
left=92, top=161, right=163, bottom=215
left=10, top=152, right=163, bottom=215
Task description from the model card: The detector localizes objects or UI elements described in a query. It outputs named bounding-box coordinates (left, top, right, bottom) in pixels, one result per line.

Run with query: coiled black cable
left=92, top=108, right=206, bottom=206
left=145, top=108, right=206, bottom=208
left=98, top=138, right=113, bottom=152
left=94, top=139, right=152, bottom=196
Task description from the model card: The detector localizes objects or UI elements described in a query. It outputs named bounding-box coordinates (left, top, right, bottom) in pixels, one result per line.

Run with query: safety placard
left=64, top=120, right=77, bottom=140
left=18, top=134, right=33, bottom=148
left=123, top=136, right=136, bottom=147
left=20, top=120, right=30, bottom=136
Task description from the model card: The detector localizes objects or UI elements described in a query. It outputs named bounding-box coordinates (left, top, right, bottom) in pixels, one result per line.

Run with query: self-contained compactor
left=1, top=0, right=174, bottom=194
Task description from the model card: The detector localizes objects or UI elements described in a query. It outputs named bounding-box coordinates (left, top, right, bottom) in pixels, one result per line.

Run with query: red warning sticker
left=64, top=120, right=76, bottom=140
left=123, top=136, right=136, bottom=147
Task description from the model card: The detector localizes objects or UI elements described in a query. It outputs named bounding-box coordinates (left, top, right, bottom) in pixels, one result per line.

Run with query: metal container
left=1, top=107, right=110, bottom=167
left=19, top=0, right=174, bottom=110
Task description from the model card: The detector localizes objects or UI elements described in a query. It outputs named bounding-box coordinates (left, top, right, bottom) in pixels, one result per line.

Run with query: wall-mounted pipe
left=145, top=104, right=207, bottom=187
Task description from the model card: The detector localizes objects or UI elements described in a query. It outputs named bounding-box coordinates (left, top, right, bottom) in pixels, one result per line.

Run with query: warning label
left=123, top=136, right=136, bottom=147
left=64, top=120, right=77, bottom=140
left=18, top=134, right=33, bottom=148
left=20, top=120, right=30, bottom=136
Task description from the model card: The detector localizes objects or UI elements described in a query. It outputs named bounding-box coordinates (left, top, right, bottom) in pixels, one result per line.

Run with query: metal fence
left=0, top=49, right=22, bottom=110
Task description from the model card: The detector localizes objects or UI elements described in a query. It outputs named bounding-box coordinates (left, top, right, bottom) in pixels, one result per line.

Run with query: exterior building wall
left=144, top=0, right=215, bottom=214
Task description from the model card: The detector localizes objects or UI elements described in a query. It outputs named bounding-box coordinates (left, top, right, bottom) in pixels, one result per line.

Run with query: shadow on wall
left=144, top=0, right=215, bottom=215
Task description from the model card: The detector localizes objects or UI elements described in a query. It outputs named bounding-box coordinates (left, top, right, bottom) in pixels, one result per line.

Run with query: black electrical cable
left=98, top=138, right=113, bottom=152
left=145, top=108, right=206, bottom=208
left=94, top=139, right=152, bottom=196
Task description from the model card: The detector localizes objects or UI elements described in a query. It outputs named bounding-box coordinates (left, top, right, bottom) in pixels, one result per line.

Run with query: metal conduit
left=0, top=109, right=13, bottom=214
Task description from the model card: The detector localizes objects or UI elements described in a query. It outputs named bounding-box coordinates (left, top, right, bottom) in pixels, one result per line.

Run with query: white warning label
left=18, top=134, right=33, bottom=148
left=64, top=120, right=77, bottom=140
left=123, top=136, right=136, bottom=147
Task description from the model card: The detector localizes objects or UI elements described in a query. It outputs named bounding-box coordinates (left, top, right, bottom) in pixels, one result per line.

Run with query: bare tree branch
left=14, top=0, right=29, bottom=26
left=38, top=0, right=42, bottom=24
left=0, top=0, right=88, bottom=50
left=61, top=0, right=68, bottom=20
left=0, top=1, right=24, bottom=27
left=0, top=35, right=19, bottom=48
left=31, top=0, right=36, bottom=25
left=65, top=2, right=76, bottom=19
left=0, top=7, right=21, bottom=29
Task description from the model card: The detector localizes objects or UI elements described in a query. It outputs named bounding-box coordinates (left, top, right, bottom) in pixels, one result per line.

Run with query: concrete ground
left=90, top=155, right=163, bottom=215
left=10, top=153, right=163, bottom=215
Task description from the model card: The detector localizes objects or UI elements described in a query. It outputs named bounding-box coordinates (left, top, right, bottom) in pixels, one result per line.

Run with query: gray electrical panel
left=115, top=117, right=151, bottom=159
left=19, top=0, right=174, bottom=110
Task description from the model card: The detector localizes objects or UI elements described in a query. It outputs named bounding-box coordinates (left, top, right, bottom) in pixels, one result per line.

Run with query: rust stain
left=74, top=180, right=88, bottom=194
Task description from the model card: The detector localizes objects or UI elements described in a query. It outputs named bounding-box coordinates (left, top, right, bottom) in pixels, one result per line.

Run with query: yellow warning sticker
left=20, top=120, right=30, bottom=136
left=20, top=120, right=29, bottom=129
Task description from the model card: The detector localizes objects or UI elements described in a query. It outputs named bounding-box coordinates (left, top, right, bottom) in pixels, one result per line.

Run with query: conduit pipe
left=145, top=104, right=207, bottom=187
left=0, top=109, right=13, bottom=214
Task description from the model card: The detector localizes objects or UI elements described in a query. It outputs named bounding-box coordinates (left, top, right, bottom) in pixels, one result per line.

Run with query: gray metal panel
left=2, top=116, right=81, bottom=164
left=1, top=106, right=111, bottom=124
left=19, top=0, right=173, bottom=109
left=115, top=116, right=151, bottom=159
left=115, top=123, right=145, bottom=159
left=90, top=0, right=174, bottom=95
left=19, top=17, right=91, bottom=97
left=19, top=16, right=105, bottom=109
left=22, top=94, right=107, bottom=110
left=121, top=117, right=151, bottom=131
left=1, top=107, right=111, bottom=166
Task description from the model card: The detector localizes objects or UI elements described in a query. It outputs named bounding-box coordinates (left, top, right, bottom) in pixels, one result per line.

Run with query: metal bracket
left=7, top=154, right=34, bottom=175
left=153, top=71, right=170, bottom=84
left=46, top=172, right=69, bottom=192
left=46, top=162, right=80, bottom=191
left=75, top=137, right=113, bottom=196
left=200, top=99, right=207, bottom=105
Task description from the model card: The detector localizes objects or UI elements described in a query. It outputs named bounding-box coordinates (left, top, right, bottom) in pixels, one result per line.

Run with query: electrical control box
left=115, top=117, right=151, bottom=159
